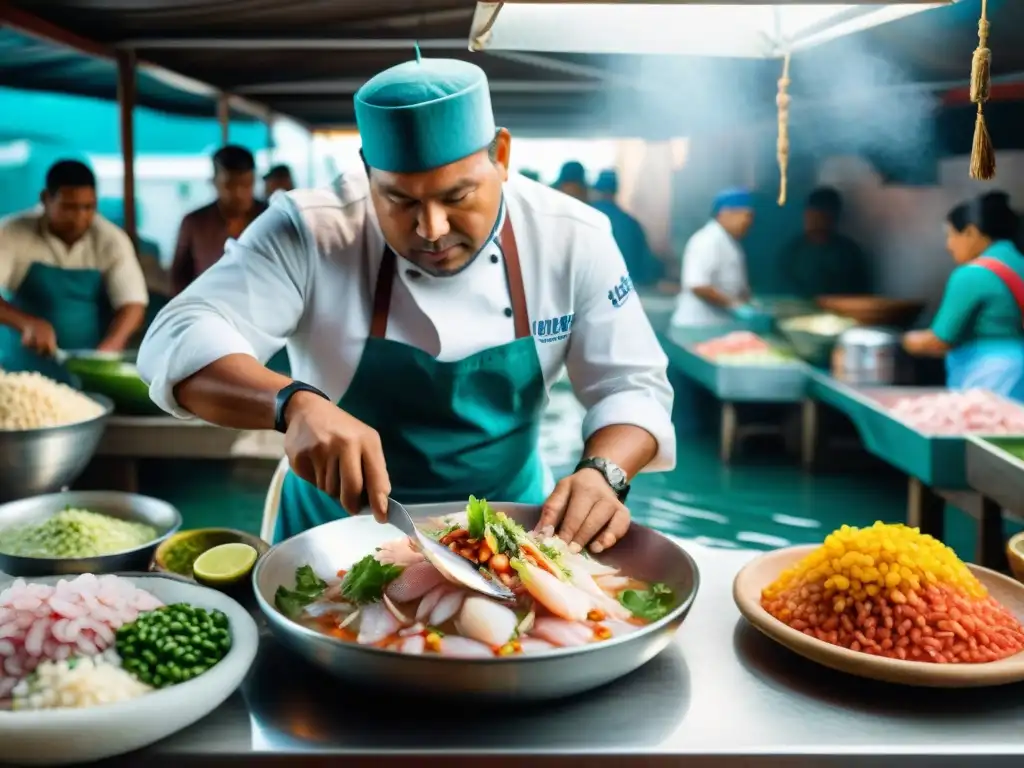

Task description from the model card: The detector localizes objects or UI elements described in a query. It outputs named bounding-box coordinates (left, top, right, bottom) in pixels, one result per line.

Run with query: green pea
left=169, top=621, right=183, bottom=632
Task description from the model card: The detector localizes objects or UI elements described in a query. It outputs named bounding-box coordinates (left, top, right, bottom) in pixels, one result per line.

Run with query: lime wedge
left=192, top=542, right=258, bottom=586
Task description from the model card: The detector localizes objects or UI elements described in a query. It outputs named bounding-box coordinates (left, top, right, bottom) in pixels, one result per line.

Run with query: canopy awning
left=469, top=2, right=953, bottom=58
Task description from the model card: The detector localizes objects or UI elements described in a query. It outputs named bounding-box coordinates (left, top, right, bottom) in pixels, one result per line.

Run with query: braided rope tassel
left=970, top=0, right=996, bottom=180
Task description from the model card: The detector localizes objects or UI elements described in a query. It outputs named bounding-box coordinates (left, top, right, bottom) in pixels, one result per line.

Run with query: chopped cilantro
left=618, top=583, right=675, bottom=622
left=274, top=564, right=328, bottom=619
left=340, top=555, right=403, bottom=604
left=467, top=495, right=488, bottom=539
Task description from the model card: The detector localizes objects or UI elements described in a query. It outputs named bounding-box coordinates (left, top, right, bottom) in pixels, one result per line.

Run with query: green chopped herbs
left=467, top=495, right=488, bottom=539
left=0, top=507, right=158, bottom=559
left=618, top=583, right=675, bottom=622
left=116, top=604, right=231, bottom=688
left=274, top=564, right=328, bottom=618
left=340, top=555, right=403, bottom=604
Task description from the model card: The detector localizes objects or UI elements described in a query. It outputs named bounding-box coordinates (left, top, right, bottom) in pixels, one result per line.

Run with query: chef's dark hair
left=807, top=186, right=842, bottom=217
left=212, top=145, right=256, bottom=175
left=45, top=160, right=95, bottom=195
left=947, top=192, right=1019, bottom=241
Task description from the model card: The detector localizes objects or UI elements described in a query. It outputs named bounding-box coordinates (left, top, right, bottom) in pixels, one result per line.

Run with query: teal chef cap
left=354, top=57, right=496, bottom=173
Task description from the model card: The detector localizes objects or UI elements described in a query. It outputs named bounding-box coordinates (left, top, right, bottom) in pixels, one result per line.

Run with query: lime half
left=192, top=542, right=258, bottom=586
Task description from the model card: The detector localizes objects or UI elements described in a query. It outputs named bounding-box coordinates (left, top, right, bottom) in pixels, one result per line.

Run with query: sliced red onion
left=382, top=593, right=413, bottom=626
left=336, top=609, right=361, bottom=631
left=398, top=622, right=425, bottom=637
left=516, top=606, right=536, bottom=635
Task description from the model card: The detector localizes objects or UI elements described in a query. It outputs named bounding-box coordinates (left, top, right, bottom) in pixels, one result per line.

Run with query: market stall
left=661, top=324, right=806, bottom=462
left=802, top=370, right=1024, bottom=569
left=966, top=436, right=1024, bottom=553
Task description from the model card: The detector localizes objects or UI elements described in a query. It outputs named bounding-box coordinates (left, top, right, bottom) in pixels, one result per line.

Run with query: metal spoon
left=385, top=497, right=515, bottom=600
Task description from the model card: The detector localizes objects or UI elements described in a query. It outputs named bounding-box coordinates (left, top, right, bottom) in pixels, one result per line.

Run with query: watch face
left=607, top=464, right=627, bottom=488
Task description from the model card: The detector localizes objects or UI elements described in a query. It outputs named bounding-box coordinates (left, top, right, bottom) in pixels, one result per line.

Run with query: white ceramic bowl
left=0, top=573, right=259, bottom=765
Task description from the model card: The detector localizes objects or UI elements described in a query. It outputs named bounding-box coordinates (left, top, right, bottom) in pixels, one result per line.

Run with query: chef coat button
left=490, top=254, right=499, bottom=264
left=504, top=307, right=513, bottom=318
left=406, top=269, right=421, bottom=279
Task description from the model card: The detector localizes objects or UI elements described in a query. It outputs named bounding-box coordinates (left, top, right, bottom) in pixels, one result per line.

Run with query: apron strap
left=369, top=213, right=531, bottom=340
left=974, top=256, right=1024, bottom=325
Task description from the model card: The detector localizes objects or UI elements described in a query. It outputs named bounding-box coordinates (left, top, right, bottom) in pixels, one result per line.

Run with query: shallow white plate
left=733, top=545, right=1024, bottom=688
left=0, top=573, right=259, bottom=765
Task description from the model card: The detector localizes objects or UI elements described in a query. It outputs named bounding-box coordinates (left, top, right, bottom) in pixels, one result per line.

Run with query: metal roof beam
left=238, top=79, right=603, bottom=96
left=117, top=37, right=469, bottom=51
left=0, top=4, right=284, bottom=126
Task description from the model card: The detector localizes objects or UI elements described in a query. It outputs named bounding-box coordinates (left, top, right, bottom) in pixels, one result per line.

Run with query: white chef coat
left=138, top=169, right=677, bottom=472
left=671, top=219, right=749, bottom=327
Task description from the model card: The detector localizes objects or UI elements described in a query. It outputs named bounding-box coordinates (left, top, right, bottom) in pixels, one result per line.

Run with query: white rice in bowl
left=0, top=574, right=163, bottom=699
left=0, top=370, right=105, bottom=430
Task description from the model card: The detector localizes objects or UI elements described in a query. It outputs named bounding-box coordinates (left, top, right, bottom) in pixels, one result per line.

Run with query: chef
left=670, top=188, right=755, bottom=327
left=904, top=192, right=1024, bottom=399
left=138, top=56, right=675, bottom=551
left=0, top=160, right=148, bottom=379
left=553, top=161, right=589, bottom=203
left=590, top=169, right=659, bottom=287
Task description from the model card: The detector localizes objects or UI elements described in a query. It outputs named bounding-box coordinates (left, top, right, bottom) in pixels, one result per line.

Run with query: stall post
left=217, top=94, right=230, bottom=145
left=115, top=48, right=138, bottom=248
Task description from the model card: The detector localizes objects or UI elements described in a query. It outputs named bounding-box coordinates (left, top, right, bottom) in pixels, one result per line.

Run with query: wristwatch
left=574, top=457, right=630, bottom=502
left=274, top=381, right=330, bottom=434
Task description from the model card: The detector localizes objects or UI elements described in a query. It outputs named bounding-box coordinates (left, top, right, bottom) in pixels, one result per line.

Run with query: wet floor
left=139, top=378, right=1003, bottom=564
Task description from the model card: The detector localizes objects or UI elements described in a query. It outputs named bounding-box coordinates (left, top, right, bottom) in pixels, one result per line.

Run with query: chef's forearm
left=580, top=424, right=658, bottom=480
left=691, top=285, right=737, bottom=308
left=0, top=298, right=32, bottom=332
left=100, top=304, right=146, bottom=350
left=173, top=353, right=293, bottom=430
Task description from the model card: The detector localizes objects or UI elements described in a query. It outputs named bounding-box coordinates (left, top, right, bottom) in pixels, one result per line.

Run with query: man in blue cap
left=553, top=161, right=589, bottom=203
left=590, top=169, right=660, bottom=287
left=671, top=188, right=755, bottom=326
left=139, top=56, right=675, bottom=554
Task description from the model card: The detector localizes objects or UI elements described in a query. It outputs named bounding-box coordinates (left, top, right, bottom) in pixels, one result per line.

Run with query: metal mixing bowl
left=0, top=490, right=182, bottom=577
left=0, top=392, right=113, bottom=503
left=254, top=502, right=700, bottom=701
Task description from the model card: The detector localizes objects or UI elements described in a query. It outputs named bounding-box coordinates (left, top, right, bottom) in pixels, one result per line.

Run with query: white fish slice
left=456, top=597, right=518, bottom=647
left=530, top=617, right=594, bottom=647
left=415, top=585, right=447, bottom=622
left=385, top=561, right=447, bottom=603
left=357, top=602, right=400, bottom=645
left=428, top=590, right=465, bottom=627
left=436, top=636, right=493, bottom=658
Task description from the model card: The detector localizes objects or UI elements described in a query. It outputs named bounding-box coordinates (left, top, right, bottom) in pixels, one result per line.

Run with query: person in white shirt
left=138, top=56, right=675, bottom=550
left=671, top=188, right=755, bottom=327
left=0, top=160, right=148, bottom=380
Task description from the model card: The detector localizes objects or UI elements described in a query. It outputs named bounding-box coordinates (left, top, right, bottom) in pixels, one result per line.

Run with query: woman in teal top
left=903, top=192, right=1024, bottom=400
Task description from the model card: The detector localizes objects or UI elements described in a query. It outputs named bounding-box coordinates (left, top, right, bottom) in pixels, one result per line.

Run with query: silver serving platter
left=253, top=501, right=700, bottom=701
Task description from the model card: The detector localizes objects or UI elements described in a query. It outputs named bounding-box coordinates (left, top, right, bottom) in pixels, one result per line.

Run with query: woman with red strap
left=904, top=192, right=1024, bottom=401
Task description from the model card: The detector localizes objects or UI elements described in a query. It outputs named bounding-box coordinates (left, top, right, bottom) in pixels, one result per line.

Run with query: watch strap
left=274, top=381, right=330, bottom=434
left=574, top=456, right=631, bottom=502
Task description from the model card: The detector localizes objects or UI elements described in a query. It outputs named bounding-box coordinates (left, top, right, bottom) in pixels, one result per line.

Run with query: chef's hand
left=96, top=337, right=128, bottom=353
left=19, top=317, right=57, bottom=356
left=282, top=392, right=391, bottom=522
left=537, top=469, right=630, bottom=554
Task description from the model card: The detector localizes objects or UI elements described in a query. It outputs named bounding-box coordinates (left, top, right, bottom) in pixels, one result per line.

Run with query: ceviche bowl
left=254, top=501, right=699, bottom=701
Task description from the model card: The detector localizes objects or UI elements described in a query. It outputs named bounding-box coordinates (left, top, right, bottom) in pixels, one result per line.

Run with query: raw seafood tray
left=661, top=325, right=808, bottom=403
left=966, top=436, right=1024, bottom=516
left=805, top=372, right=1024, bottom=489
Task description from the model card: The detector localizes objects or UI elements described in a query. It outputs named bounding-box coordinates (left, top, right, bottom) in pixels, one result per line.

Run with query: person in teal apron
left=777, top=187, right=872, bottom=299
left=138, top=55, right=676, bottom=554
left=903, top=192, right=1024, bottom=400
left=0, top=160, right=148, bottom=382
left=590, top=170, right=661, bottom=287
left=553, top=161, right=589, bottom=203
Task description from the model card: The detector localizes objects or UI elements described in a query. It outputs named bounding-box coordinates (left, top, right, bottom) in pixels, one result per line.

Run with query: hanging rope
left=776, top=52, right=792, bottom=206
left=470, top=2, right=505, bottom=52
left=970, top=0, right=996, bottom=180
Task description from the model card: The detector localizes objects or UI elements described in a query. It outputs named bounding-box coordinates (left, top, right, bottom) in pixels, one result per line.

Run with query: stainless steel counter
left=97, top=543, right=1024, bottom=767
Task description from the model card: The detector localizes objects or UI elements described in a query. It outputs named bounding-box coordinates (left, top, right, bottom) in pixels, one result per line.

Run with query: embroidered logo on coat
left=533, top=313, right=575, bottom=344
left=608, top=275, right=633, bottom=308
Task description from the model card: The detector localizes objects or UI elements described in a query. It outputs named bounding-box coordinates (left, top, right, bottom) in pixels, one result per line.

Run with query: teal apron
left=945, top=256, right=1024, bottom=402
left=274, top=215, right=549, bottom=543
left=3, top=262, right=109, bottom=383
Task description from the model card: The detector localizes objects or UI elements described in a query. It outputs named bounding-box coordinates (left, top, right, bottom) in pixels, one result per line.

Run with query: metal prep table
left=78, top=416, right=284, bottom=493
left=802, top=371, right=1013, bottom=570
left=661, top=325, right=808, bottom=463
left=94, top=541, right=1024, bottom=768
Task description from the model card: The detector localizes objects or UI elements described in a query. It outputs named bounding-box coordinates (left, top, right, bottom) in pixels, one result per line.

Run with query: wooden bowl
left=1008, top=532, right=1024, bottom=584
left=733, top=544, right=1024, bottom=687
left=815, top=295, right=926, bottom=329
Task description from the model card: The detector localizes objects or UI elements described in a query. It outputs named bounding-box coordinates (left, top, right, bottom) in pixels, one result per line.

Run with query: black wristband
left=274, top=381, right=330, bottom=434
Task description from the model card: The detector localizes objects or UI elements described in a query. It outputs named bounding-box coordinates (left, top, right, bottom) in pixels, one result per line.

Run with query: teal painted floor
left=136, top=382, right=1003, bottom=564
